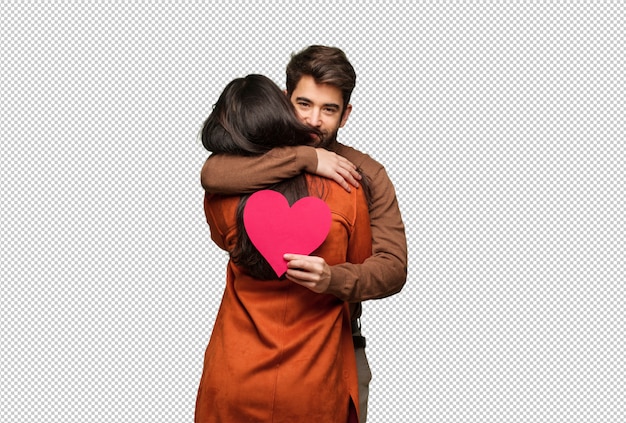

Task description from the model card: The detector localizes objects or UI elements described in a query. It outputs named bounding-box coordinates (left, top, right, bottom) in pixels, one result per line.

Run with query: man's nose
left=307, top=109, right=322, bottom=127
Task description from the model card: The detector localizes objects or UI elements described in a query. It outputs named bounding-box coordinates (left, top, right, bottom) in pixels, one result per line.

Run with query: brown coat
left=195, top=175, right=371, bottom=422
left=200, top=142, right=408, bottom=319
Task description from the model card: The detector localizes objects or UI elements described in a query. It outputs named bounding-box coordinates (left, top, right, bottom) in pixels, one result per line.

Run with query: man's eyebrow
left=295, top=96, right=341, bottom=110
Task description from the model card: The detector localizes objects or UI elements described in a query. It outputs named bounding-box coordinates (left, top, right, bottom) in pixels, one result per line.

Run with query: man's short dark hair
left=286, top=45, right=356, bottom=111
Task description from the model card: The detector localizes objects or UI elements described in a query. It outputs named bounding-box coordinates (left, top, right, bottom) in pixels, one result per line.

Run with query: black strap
left=352, top=335, right=366, bottom=349
left=351, top=318, right=366, bottom=348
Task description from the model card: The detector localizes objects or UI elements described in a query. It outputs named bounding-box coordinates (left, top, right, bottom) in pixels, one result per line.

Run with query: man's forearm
left=326, top=165, right=408, bottom=302
left=201, top=146, right=318, bottom=194
left=326, top=218, right=407, bottom=302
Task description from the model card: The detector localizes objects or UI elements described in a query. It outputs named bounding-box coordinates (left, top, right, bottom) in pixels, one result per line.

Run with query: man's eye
left=298, top=103, right=310, bottom=108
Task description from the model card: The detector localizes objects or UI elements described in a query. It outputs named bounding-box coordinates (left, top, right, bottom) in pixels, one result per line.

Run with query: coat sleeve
left=326, top=165, right=408, bottom=302
left=201, top=146, right=318, bottom=194
left=203, top=193, right=228, bottom=251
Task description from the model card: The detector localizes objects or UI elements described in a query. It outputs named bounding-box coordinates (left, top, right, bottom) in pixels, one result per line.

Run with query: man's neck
left=327, top=139, right=342, bottom=152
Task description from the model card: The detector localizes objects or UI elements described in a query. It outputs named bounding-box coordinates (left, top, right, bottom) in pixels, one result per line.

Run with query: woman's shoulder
left=205, top=193, right=240, bottom=212
left=204, top=193, right=240, bottom=236
left=305, top=175, right=367, bottom=223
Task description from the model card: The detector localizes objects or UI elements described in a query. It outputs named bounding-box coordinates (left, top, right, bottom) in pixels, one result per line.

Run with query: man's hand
left=314, top=148, right=361, bottom=192
left=283, top=254, right=331, bottom=293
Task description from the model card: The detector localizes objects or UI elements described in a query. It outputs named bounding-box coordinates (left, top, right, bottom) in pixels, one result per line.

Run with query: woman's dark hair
left=202, top=74, right=321, bottom=155
left=201, top=75, right=324, bottom=279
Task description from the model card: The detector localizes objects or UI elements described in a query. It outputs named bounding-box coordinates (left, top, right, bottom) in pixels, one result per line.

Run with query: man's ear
left=339, top=104, right=352, bottom=128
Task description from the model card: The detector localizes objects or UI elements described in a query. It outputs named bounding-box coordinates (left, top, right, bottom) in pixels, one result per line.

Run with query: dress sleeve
left=203, top=193, right=229, bottom=251
left=201, top=146, right=318, bottom=194
left=345, top=187, right=373, bottom=265
left=326, top=165, right=408, bottom=302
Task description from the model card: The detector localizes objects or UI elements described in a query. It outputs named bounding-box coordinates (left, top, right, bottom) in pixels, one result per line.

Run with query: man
left=201, top=45, right=407, bottom=422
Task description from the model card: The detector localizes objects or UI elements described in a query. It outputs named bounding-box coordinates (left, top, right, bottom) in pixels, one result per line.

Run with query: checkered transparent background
left=2, top=1, right=624, bottom=422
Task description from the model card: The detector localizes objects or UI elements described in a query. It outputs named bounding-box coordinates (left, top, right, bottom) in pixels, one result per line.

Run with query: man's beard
left=311, top=129, right=338, bottom=148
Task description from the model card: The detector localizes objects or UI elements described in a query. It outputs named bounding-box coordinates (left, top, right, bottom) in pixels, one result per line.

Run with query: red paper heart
left=243, top=190, right=331, bottom=277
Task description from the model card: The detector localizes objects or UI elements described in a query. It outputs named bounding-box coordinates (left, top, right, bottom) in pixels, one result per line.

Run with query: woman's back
left=196, top=175, right=370, bottom=423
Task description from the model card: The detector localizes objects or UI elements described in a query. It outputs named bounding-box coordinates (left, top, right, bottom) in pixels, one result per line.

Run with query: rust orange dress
left=195, top=176, right=371, bottom=423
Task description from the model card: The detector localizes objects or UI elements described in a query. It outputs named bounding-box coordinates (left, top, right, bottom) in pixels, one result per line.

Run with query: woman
left=195, top=75, right=371, bottom=422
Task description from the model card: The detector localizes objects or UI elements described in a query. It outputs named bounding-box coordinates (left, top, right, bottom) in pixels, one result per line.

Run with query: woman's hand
left=314, top=148, right=361, bottom=192
left=283, top=254, right=331, bottom=293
